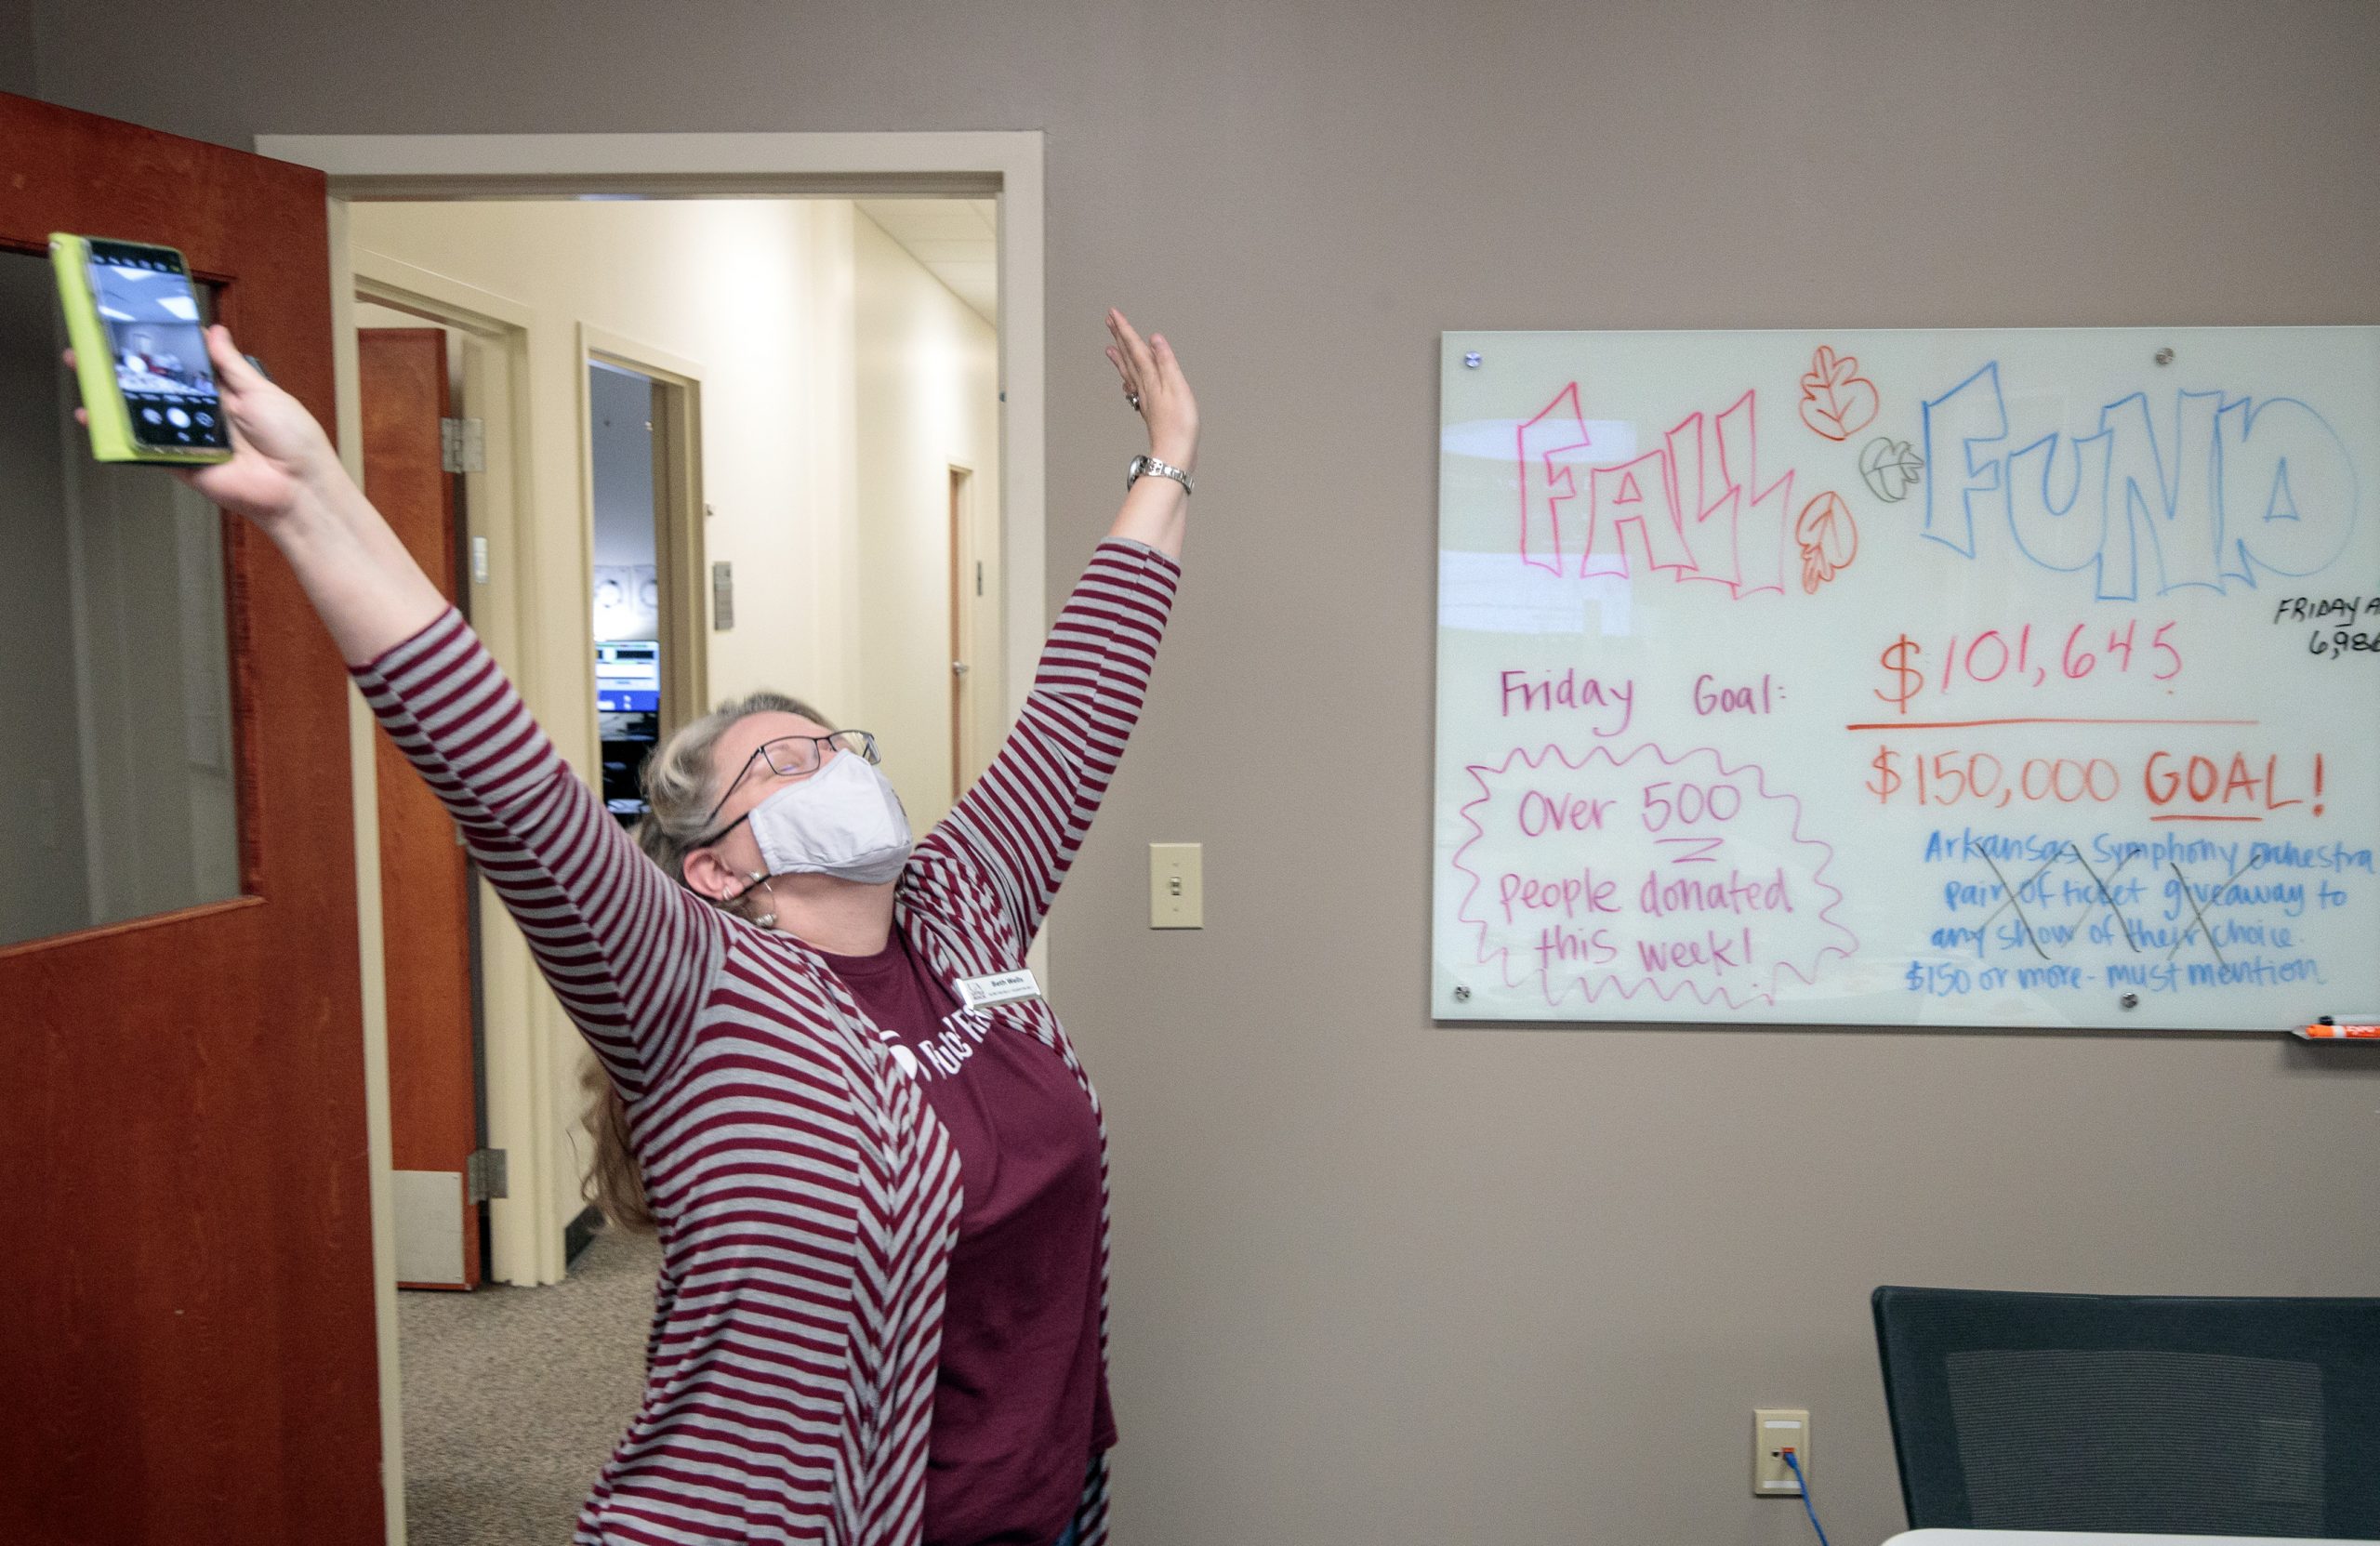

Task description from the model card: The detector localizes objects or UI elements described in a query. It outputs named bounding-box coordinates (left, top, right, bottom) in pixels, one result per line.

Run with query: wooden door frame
left=257, top=131, right=1044, bottom=1546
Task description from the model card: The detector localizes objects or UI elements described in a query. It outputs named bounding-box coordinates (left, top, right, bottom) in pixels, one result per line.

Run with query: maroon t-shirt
left=816, top=929, right=1114, bottom=1546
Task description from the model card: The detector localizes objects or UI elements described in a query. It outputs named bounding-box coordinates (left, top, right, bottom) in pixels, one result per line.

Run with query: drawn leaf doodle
left=1797, top=345, right=1880, bottom=442
left=1794, top=490, right=1858, bottom=593
left=1857, top=435, right=1925, bottom=503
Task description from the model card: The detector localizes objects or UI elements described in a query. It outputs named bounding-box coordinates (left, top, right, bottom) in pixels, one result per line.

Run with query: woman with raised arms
left=80, top=309, right=1195, bottom=1546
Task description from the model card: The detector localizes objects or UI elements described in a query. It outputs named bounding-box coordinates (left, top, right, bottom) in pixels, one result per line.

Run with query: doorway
left=345, top=259, right=540, bottom=1306
left=588, top=361, right=663, bottom=824
left=585, top=332, right=706, bottom=831
left=949, top=463, right=981, bottom=802
left=345, top=193, right=1005, bottom=1309
left=277, top=139, right=1042, bottom=1546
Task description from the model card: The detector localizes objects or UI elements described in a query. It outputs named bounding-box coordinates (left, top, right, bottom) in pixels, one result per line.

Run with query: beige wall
left=853, top=209, right=1001, bottom=831
left=29, top=4, right=2380, bottom=1542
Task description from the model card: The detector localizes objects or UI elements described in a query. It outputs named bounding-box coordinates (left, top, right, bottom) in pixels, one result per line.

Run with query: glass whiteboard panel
left=1434, top=327, right=2380, bottom=1029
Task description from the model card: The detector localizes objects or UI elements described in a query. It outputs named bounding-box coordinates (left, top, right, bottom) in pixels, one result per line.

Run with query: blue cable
left=1781, top=1449, right=1831, bottom=1546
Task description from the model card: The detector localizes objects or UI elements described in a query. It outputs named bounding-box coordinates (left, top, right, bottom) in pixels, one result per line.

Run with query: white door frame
left=258, top=131, right=1047, bottom=1546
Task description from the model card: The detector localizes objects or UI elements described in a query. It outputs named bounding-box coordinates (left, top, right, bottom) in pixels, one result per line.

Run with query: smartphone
left=49, top=232, right=232, bottom=465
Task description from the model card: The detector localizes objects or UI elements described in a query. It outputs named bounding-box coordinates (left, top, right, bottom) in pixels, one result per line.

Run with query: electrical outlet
left=1752, top=1407, right=1809, bottom=1497
left=1149, top=842, right=1202, bottom=929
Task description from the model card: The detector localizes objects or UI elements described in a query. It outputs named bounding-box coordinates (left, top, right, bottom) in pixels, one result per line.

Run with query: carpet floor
left=399, top=1228, right=661, bottom=1545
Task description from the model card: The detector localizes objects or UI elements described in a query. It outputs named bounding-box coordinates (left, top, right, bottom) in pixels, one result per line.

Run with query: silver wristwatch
left=1127, top=454, right=1194, bottom=496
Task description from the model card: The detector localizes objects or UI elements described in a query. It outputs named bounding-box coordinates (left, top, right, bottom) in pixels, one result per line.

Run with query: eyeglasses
left=697, top=730, right=879, bottom=842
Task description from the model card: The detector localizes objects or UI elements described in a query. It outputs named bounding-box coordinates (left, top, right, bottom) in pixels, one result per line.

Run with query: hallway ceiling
left=855, top=198, right=998, bottom=327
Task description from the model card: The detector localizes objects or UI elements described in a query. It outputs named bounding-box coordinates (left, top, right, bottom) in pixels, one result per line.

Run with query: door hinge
left=465, top=1147, right=508, bottom=1204
left=440, top=416, right=485, bottom=474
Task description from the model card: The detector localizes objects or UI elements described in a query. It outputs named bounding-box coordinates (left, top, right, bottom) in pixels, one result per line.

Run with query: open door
left=0, top=94, right=382, bottom=1543
left=361, top=326, right=483, bottom=1290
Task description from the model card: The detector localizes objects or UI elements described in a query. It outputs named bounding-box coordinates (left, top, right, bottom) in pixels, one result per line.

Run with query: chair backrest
left=1872, top=1287, right=2380, bottom=1537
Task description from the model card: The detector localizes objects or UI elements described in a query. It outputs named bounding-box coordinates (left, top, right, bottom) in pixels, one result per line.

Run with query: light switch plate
left=1752, top=1407, right=1809, bottom=1496
left=1149, top=842, right=1202, bottom=929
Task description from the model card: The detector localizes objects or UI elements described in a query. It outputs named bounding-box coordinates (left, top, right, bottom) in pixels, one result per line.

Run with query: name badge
left=956, top=969, right=1041, bottom=1011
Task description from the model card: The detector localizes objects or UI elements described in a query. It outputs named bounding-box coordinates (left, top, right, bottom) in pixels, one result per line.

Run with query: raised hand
left=173, top=325, right=339, bottom=526
left=72, top=322, right=441, bottom=662
left=64, top=324, right=337, bottom=527
left=1104, top=309, right=1197, bottom=472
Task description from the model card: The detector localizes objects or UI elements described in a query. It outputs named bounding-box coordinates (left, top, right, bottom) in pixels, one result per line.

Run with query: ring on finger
left=1126, top=390, right=1142, bottom=411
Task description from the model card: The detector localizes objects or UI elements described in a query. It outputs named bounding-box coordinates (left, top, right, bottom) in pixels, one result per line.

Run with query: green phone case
left=49, top=232, right=232, bottom=467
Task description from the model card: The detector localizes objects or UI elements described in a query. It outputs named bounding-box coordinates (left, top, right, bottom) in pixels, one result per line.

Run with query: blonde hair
left=579, top=689, right=834, bottom=1235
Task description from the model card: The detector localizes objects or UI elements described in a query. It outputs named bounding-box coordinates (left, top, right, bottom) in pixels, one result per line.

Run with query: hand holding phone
left=66, top=319, right=338, bottom=535
left=55, top=240, right=443, bottom=660
left=51, top=232, right=232, bottom=465
left=166, top=326, right=337, bottom=526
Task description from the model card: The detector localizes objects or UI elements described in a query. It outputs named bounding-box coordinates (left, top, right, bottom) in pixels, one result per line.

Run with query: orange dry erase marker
left=2295, top=1018, right=2380, bottom=1040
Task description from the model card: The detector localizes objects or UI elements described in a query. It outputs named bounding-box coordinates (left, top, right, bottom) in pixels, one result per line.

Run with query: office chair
left=1872, top=1286, right=2380, bottom=1538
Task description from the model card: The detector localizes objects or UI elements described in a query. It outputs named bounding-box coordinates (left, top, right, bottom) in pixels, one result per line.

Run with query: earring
left=750, top=873, right=778, bottom=930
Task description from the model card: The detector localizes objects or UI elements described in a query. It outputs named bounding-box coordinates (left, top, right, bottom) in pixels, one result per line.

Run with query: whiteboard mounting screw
left=1453, top=984, right=1472, bottom=1002
left=2154, top=349, right=2175, bottom=366
left=2121, top=993, right=2141, bottom=1009
left=1463, top=352, right=1482, bottom=369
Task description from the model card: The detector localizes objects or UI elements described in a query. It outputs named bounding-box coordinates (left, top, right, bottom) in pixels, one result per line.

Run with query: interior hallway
left=400, top=1230, right=661, bottom=1545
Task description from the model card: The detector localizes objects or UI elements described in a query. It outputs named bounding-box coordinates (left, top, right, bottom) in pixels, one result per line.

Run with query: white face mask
left=744, top=747, right=913, bottom=885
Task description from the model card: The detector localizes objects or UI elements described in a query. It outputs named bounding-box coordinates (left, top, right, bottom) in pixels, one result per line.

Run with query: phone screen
left=83, top=239, right=230, bottom=452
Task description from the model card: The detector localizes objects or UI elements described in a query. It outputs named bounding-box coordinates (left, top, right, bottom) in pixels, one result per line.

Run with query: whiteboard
left=1433, top=327, right=2380, bottom=1029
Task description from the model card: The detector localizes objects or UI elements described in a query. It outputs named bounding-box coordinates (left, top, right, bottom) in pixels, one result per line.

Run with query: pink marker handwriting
left=1451, top=741, right=1858, bottom=1010
left=1499, top=667, right=1636, bottom=735
left=1517, top=382, right=1797, bottom=599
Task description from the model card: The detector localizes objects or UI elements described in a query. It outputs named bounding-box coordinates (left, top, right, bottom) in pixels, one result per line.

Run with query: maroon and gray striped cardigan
left=354, top=539, right=1181, bottom=1545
